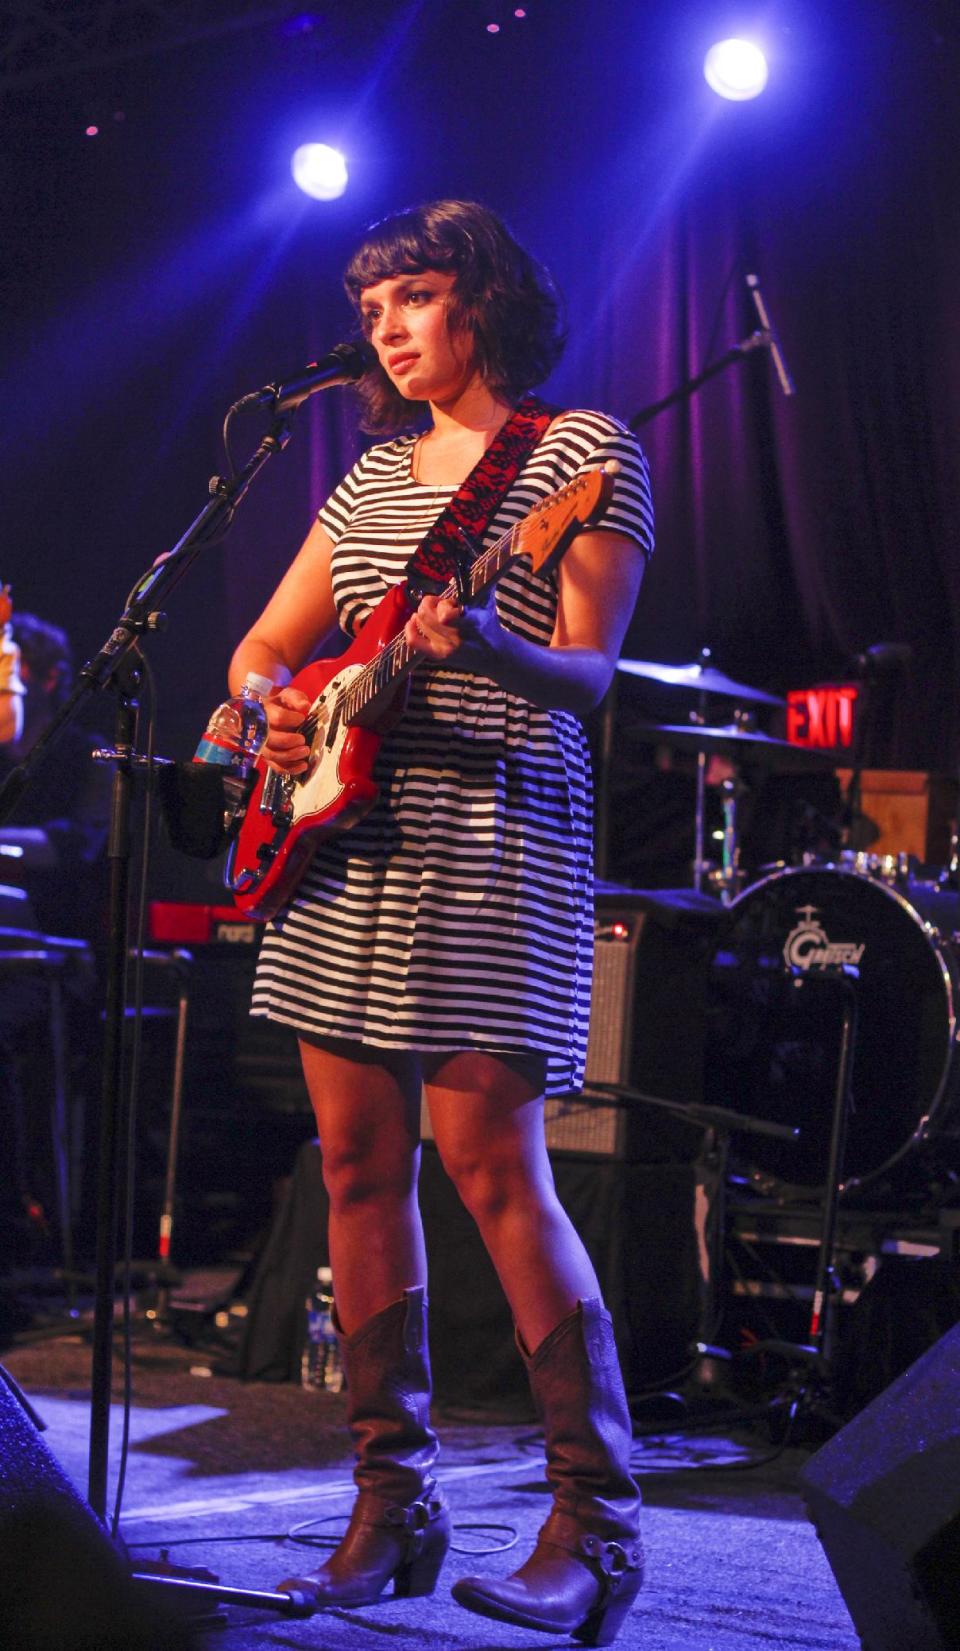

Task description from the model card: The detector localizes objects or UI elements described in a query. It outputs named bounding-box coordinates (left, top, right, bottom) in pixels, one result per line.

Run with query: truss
left=0, top=0, right=312, bottom=91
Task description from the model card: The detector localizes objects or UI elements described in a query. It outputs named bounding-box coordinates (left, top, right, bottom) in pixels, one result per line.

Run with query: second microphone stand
left=0, top=410, right=320, bottom=1626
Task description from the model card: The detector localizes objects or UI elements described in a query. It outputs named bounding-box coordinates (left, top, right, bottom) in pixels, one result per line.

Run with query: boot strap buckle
left=578, top=1535, right=640, bottom=1577
left=384, top=1496, right=440, bottom=1532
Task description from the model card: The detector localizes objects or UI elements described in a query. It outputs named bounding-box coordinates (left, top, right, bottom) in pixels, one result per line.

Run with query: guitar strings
left=297, top=475, right=587, bottom=752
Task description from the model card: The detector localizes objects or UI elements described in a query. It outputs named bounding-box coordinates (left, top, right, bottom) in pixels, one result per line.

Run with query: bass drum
left=705, top=865, right=960, bottom=1198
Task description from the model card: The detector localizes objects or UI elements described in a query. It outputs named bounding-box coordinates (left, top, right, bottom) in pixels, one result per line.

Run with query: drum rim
left=719, top=862, right=958, bottom=1195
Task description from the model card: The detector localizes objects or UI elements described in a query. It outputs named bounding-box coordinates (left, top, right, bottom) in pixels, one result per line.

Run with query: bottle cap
left=244, top=671, right=274, bottom=698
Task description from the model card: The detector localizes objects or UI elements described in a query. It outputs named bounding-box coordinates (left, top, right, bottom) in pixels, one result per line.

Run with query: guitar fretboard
left=336, top=520, right=523, bottom=725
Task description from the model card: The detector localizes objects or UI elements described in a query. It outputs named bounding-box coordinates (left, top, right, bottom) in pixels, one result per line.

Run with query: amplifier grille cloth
left=420, top=910, right=644, bottom=1157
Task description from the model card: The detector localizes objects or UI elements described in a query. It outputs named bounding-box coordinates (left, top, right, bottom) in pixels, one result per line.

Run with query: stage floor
left=2, top=1302, right=858, bottom=1651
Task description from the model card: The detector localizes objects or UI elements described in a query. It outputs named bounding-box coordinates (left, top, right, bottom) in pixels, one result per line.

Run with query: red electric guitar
left=228, top=466, right=615, bottom=918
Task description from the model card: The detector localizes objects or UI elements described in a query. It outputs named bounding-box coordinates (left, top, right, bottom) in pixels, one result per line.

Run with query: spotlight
left=291, top=143, right=348, bottom=201
left=703, top=38, right=768, bottom=101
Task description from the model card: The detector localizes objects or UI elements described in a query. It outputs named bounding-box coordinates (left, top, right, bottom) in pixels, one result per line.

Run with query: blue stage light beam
left=703, top=38, right=768, bottom=101
left=291, top=143, right=348, bottom=200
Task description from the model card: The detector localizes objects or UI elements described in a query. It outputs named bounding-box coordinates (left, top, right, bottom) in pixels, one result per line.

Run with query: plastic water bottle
left=193, top=670, right=272, bottom=831
left=301, top=1265, right=345, bottom=1393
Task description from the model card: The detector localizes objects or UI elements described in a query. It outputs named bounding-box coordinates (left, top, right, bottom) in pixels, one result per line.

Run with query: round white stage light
left=703, top=38, right=768, bottom=101
left=291, top=143, right=348, bottom=200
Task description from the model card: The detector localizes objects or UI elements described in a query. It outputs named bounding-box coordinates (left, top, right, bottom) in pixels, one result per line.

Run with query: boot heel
left=393, top=1521, right=450, bottom=1598
left=574, top=1570, right=643, bottom=1647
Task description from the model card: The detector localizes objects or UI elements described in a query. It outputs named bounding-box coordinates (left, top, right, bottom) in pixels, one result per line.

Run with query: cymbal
left=616, top=657, right=783, bottom=706
left=640, top=722, right=837, bottom=768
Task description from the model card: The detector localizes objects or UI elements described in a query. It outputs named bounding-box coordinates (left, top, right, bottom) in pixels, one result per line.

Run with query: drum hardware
left=785, top=965, right=859, bottom=1363
left=838, top=848, right=912, bottom=881
left=597, top=646, right=781, bottom=887
left=642, top=718, right=835, bottom=904
left=729, top=965, right=861, bottom=1443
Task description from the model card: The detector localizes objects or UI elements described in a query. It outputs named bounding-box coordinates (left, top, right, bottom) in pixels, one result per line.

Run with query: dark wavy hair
left=343, top=200, right=566, bottom=433
left=12, top=612, right=73, bottom=709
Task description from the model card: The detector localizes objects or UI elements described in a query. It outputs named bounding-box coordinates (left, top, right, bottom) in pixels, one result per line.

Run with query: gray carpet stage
left=1, top=1325, right=858, bottom=1651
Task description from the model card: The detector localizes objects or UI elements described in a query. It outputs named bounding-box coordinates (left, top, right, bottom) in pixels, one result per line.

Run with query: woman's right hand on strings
left=262, top=686, right=312, bottom=775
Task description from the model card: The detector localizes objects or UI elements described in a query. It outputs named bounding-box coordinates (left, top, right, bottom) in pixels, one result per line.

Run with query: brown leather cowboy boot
left=452, top=1297, right=643, bottom=1645
left=278, top=1286, right=450, bottom=1608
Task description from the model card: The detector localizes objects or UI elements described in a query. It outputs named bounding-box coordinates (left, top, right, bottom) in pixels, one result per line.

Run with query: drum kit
left=590, top=649, right=960, bottom=1414
left=614, top=648, right=837, bottom=902
left=609, top=649, right=960, bottom=1215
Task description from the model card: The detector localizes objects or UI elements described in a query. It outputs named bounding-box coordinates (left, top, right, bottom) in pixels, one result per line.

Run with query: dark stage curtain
left=1, top=0, right=958, bottom=838
left=552, top=12, right=960, bottom=774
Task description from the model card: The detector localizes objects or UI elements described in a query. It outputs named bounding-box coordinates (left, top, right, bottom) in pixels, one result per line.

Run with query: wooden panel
left=836, top=769, right=958, bottom=862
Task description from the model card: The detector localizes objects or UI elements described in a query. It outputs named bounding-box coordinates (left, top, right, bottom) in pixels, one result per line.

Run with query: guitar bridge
left=261, top=769, right=294, bottom=823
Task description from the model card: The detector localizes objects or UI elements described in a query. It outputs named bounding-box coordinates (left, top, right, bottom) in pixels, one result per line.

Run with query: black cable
left=125, top=1516, right=520, bottom=1557
left=222, top=405, right=240, bottom=481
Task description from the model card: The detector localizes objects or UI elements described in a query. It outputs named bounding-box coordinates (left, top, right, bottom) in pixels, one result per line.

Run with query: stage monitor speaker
left=0, top=1364, right=186, bottom=1650
left=799, top=1322, right=960, bottom=1651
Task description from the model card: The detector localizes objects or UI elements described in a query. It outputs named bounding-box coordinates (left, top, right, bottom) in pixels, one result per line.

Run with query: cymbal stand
left=716, top=769, right=743, bottom=903
left=796, top=965, right=859, bottom=1363
left=691, top=651, right=711, bottom=893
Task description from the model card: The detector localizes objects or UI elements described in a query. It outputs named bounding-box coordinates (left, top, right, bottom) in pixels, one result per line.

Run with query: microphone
left=849, top=642, right=913, bottom=675
left=233, top=340, right=378, bottom=415
left=745, top=273, right=796, bottom=397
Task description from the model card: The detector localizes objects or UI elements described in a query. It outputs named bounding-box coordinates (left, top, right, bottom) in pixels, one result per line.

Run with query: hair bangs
left=342, top=200, right=565, bottom=435
left=344, top=209, right=464, bottom=306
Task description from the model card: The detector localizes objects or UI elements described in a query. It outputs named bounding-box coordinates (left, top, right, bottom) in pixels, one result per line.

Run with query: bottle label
left=194, top=736, right=243, bottom=768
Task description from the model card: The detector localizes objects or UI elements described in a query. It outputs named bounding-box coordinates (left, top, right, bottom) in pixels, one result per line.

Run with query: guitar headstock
left=517, top=466, right=616, bottom=576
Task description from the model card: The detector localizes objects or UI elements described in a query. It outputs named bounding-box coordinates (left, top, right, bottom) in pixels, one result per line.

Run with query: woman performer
left=229, top=199, right=653, bottom=1643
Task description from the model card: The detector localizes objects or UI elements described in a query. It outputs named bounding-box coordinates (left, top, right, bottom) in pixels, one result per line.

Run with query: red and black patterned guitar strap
left=404, top=394, right=557, bottom=605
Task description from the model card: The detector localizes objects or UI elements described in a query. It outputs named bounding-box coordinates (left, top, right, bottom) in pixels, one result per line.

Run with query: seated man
left=0, top=596, right=25, bottom=745
left=0, top=614, right=108, bottom=1268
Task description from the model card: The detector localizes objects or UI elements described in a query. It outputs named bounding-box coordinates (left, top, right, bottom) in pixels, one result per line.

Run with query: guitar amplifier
left=420, top=887, right=724, bottom=1160
left=542, top=906, right=645, bottom=1156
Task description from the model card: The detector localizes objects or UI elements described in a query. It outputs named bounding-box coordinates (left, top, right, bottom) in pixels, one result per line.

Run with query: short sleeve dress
left=251, top=409, right=654, bottom=1096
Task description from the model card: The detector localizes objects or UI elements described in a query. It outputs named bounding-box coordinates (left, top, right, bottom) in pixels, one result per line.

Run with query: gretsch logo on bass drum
left=782, top=904, right=866, bottom=971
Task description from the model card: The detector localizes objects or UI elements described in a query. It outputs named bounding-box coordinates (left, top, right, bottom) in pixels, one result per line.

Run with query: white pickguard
left=285, top=663, right=367, bottom=825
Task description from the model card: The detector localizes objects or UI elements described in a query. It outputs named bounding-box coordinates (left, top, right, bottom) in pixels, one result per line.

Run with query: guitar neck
left=337, top=466, right=610, bottom=727
left=341, top=523, right=521, bottom=723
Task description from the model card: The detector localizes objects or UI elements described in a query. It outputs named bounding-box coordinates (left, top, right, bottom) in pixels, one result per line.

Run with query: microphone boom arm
left=629, top=330, right=768, bottom=429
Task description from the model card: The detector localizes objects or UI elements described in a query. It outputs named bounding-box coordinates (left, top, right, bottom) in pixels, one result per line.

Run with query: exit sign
left=786, top=684, right=859, bottom=750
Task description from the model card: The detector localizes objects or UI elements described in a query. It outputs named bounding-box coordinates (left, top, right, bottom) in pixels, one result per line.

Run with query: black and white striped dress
left=251, top=409, right=654, bottom=1095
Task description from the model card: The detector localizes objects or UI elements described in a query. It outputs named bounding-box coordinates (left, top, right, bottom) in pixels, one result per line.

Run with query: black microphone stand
left=0, top=411, right=318, bottom=1625
left=594, top=328, right=778, bottom=877
left=628, top=328, right=771, bottom=430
